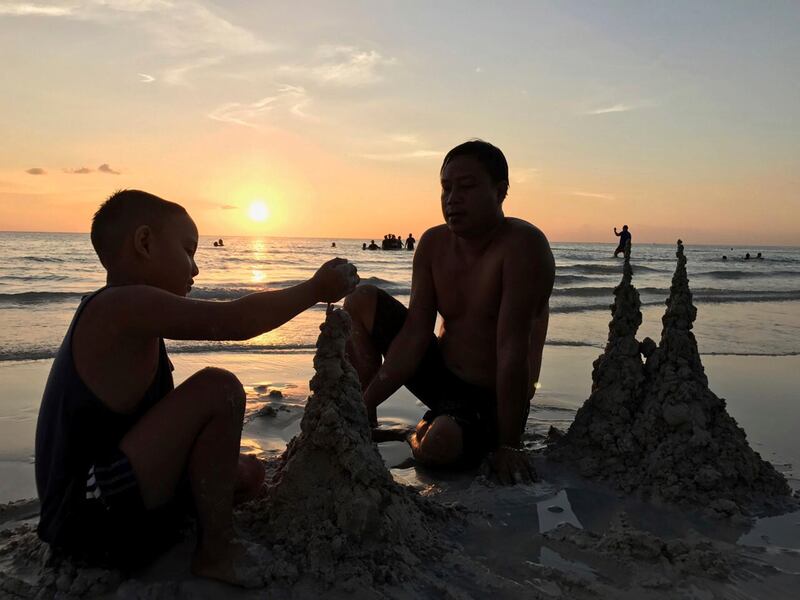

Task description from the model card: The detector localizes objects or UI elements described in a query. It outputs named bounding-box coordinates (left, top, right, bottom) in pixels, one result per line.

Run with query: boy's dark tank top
left=35, top=287, right=174, bottom=546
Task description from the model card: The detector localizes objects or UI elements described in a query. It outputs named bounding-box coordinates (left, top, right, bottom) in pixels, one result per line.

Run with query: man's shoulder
left=502, top=218, right=551, bottom=250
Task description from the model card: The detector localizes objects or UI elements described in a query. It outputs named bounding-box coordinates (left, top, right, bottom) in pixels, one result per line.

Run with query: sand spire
left=239, top=307, right=457, bottom=590
left=548, top=241, right=646, bottom=486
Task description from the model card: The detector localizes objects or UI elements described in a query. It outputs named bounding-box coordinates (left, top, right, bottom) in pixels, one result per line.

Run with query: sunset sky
left=1, top=1, right=798, bottom=244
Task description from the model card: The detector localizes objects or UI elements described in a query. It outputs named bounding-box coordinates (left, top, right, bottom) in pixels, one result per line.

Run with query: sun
left=248, top=200, right=270, bottom=222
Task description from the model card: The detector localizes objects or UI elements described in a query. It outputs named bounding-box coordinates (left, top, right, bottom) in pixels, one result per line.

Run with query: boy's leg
left=119, top=366, right=262, bottom=585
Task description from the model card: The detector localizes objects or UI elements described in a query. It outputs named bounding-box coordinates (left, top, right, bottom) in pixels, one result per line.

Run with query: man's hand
left=311, top=258, right=359, bottom=303
left=483, top=446, right=537, bottom=485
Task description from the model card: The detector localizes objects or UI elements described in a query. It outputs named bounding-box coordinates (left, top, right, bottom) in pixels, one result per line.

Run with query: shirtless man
left=344, top=140, right=554, bottom=483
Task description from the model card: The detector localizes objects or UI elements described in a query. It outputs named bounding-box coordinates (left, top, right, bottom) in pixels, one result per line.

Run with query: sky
left=0, top=0, right=798, bottom=244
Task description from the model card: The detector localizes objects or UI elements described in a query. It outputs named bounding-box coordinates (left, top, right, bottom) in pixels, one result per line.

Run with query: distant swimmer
left=362, top=242, right=367, bottom=250
left=757, top=252, right=763, bottom=260
left=613, top=225, right=631, bottom=257
left=218, top=238, right=224, bottom=247
left=331, top=242, right=336, bottom=248
left=368, top=240, right=379, bottom=250
left=745, top=252, right=751, bottom=260
left=213, top=241, right=219, bottom=247
left=722, top=255, right=727, bottom=260
left=405, top=233, right=416, bottom=250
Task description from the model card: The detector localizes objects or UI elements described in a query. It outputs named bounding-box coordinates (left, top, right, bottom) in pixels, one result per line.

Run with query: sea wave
left=558, top=263, right=662, bottom=275
left=0, top=291, right=84, bottom=305
left=698, top=269, right=800, bottom=280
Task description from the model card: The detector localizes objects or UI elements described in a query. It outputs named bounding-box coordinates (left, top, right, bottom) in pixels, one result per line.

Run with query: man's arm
left=362, top=231, right=438, bottom=423
left=614, top=227, right=620, bottom=236
left=490, top=229, right=555, bottom=483
left=96, top=258, right=357, bottom=341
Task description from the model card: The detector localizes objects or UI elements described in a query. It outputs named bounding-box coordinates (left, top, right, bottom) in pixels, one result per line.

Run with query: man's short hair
left=440, top=140, right=509, bottom=199
left=91, top=189, right=187, bottom=268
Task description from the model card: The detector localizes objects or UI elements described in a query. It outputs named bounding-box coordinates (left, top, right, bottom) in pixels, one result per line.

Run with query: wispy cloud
left=162, top=55, right=222, bottom=85
left=280, top=45, right=396, bottom=87
left=511, top=167, right=540, bottom=185
left=570, top=191, right=616, bottom=200
left=584, top=103, right=636, bottom=115
left=26, top=167, right=46, bottom=175
left=64, top=167, right=92, bottom=174
left=208, top=84, right=315, bottom=128
left=389, top=134, right=419, bottom=145
left=221, top=204, right=238, bottom=210
left=2, top=1, right=274, bottom=84
left=357, top=150, right=441, bottom=161
left=98, top=163, right=120, bottom=174
left=0, top=4, right=72, bottom=16
left=138, top=72, right=155, bottom=83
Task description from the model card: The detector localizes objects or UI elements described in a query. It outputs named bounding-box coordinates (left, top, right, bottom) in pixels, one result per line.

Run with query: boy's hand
left=312, top=258, right=359, bottom=303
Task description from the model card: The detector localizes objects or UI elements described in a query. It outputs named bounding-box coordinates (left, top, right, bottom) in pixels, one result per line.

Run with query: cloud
left=162, top=55, right=222, bottom=85
left=138, top=72, right=155, bottom=83
left=221, top=204, right=238, bottom=210
left=584, top=103, right=636, bottom=115
left=358, top=150, right=441, bottom=161
left=570, top=191, right=616, bottom=200
left=98, top=163, right=121, bottom=174
left=280, top=46, right=396, bottom=87
left=0, top=4, right=72, bottom=16
left=65, top=167, right=92, bottom=174
left=208, top=84, right=315, bottom=128
left=389, top=134, right=419, bottom=145
left=510, top=167, right=540, bottom=185
left=26, top=167, right=46, bottom=175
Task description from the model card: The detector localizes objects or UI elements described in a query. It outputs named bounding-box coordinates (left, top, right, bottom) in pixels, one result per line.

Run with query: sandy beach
left=2, top=342, right=799, bottom=598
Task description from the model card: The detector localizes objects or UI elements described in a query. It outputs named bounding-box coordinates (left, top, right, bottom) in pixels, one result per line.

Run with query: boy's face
left=440, top=155, right=506, bottom=238
left=149, top=212, right=199, bottom=296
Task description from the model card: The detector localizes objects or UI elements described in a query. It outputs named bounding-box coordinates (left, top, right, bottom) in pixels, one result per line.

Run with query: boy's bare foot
left=192, top=537, right=271, bottom=588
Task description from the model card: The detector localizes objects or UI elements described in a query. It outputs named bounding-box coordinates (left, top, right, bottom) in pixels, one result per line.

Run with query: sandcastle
left=236, top=306, right=464, bottom=593
left=548, top=241, right=793, bottom=517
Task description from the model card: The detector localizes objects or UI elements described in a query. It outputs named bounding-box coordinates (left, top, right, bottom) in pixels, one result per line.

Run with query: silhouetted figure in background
left=213, top=241, right=219, bottom=247
left=218, top=238, right=224, bottom=247
left=757, top=252, right=763, bottom=260
left=405, top=233, right=416, bottom=250
left=613, top=225, right=631, bottom=257
left=745, top=253, right=751, bottom=260
left=331, top=242, right=336, bottom=248
left=362, top=243, right=367, bottom=250
left=368, top=240, right=379, bottom=250
left=722, top=255, right=727, bottom=261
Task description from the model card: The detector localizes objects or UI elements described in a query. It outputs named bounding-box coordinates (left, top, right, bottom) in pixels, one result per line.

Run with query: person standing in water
left=613, top=225, right=631, bottom=257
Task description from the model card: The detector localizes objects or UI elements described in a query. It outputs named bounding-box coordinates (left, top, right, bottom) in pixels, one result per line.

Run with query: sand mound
left=236, top=307, right=510, bottom=595
left=549, top=241, right=794, bottom=517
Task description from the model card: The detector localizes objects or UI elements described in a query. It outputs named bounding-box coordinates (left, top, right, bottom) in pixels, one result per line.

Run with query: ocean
left=1, top=232, right=799, bottom=361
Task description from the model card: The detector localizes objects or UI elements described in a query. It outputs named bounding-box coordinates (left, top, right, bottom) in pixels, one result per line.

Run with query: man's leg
left=343, top=285, right=382, bottom=390
left=119, top=367, right=263, bottom=586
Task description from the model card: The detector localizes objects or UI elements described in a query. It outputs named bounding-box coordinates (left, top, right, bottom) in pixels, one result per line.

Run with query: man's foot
left=234, top=454, right=266, bottom=505
left=192, top=537, right=271, bottom=588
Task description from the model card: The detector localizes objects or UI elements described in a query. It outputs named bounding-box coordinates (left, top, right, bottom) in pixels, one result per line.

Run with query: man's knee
left=343, top=284, right=378, bottom=326
left=413, top=416, right=463, bottom=466
left=195, top=367, right=246, bottom=417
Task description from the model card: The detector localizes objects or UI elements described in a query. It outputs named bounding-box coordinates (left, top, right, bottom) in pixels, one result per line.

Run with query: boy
left=35, top=189, right=358, bottom=586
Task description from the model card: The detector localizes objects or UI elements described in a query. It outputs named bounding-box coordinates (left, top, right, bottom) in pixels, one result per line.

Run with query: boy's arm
left=490, top=230, right=555, bottom=484
left=362, top=231, right=438, bottom=424
left=99, top=258, right=357, bottom=341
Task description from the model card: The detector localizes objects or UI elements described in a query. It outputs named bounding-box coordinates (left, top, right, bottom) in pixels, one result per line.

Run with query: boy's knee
left=414, top=416, right=463, bottom=466
left=196, top=367, right=246, bottom=416
left=343, top=285, right=377, bottom=320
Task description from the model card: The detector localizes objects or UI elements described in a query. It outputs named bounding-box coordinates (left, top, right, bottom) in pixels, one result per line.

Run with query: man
left=613, top=225, right=631, bottom=257
left=344, top=140, right=554, bottom=484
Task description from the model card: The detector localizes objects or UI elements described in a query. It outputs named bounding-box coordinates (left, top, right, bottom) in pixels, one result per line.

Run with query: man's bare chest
left=431, top=254, right=503, bottom=320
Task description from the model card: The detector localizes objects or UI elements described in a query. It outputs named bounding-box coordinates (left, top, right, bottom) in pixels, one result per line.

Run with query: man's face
left=149, top=212, right=199, bottom=296
left=440, top=155, right=506, bottom=238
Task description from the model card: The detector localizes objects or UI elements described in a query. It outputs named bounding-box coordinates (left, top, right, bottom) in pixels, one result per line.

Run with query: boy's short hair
left=91, top=189, right=187, bottom=268
left=440, top=140, right=509, bottom=199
